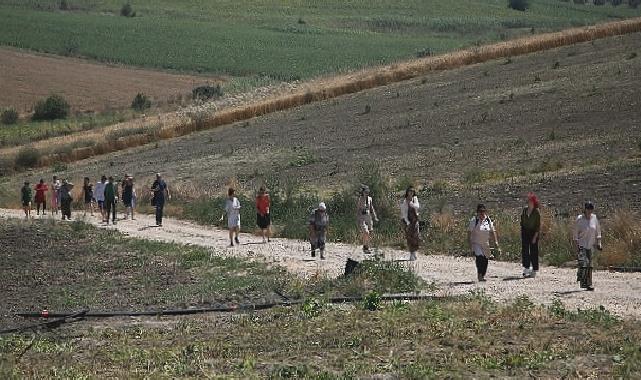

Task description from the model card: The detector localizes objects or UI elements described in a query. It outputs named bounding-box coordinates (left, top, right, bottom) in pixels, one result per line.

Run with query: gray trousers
left=577, top=248, right=593, bottom=288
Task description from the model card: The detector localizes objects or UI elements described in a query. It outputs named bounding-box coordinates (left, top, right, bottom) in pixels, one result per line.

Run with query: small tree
left=32, top=95, right=70, bottom=121
left=508, top=0, right=529, bottom=11
left=192, top=84, right=224, bottom=101
left=120, top=3, right=135, bottom=17
left=59, top=0, right=69, bottom=10
left=131, top=93, right=151, bottom=111
left=1, top=108, right=18, bottom=125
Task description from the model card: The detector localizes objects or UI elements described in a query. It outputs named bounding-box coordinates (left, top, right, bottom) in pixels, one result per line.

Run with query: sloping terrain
left=0, top=48, right=219, bottom=113
left=7, top=32, right=640, bottom=215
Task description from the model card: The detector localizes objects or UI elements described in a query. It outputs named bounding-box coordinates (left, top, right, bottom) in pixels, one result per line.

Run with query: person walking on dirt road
left=104, top=177, right=118, bottom=225
left=122, top=175, right=135, bottom=220
left=59, top=179, right=74, bottom=221
left=51, top=175, right=61, bottom=215
left=256, top=186, right=271, bottom=243
left=357, top=185, right=379, bottom=254
left=521, top=193, right=542, bottom=278
left=309, top=202, right=329, bottom=260
left=95, top=176, right=107, bottom=221
left=34, top=179, right=48, bottom=216
left=21, top=181, right=32, bottom=219
left=151, top=173, right=169, bottom=227
left=224, top=188, right=242, bottom=246
left=573, top=202, right=602, bottom=291
left=400, top=186, right=420, bottom=261
left=82, top=177, right=94, bottom=217
left=468, top=203, right=501, bottom=282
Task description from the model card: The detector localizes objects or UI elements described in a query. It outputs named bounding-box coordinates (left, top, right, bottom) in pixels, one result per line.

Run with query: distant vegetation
left=130, top=92, right=151, bottom=112
left=0, top=108, right=18, bottom=125
left=32, top=94, right=69, bottom=121
left=0, top=0, right=639, bottom=81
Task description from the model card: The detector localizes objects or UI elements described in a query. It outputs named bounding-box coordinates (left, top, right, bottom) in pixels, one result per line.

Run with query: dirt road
left=2, top=209, right=640, bottom=318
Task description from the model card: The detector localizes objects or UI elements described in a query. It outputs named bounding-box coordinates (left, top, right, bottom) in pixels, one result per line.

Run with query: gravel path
left=2, top=209, right=640, bottom=319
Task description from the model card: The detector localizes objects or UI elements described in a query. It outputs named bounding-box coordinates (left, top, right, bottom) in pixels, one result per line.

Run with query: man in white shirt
left=95, top=175, right=107, bottom=222
left=573, top=202, right=602, bottom=291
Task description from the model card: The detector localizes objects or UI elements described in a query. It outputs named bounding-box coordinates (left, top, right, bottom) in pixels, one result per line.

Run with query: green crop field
left=0, top=0, right=639, bottom=81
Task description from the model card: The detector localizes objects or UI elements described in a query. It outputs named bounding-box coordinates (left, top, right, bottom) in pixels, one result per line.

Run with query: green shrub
left=192, top=84, right=223, bottom=101
left=120, top=3, right=135, bottom=17
left=1, top=108, right=18, bottom=125
left=15, top=146, right=41, bottom=168
left=59, top=0, right=69, bottom=10
left=301, top=297, right=324, bottom=318
left=131, top=93, right=151, bottom=111
left=508, top=0, right=529, bottom=11
left=363, top=291, right=382, bottom=311
left=32, top=95, right=70, bottom=121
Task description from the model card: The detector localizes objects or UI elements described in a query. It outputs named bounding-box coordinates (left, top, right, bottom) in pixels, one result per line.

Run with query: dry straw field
left=3, top=17, right=641, bottom=170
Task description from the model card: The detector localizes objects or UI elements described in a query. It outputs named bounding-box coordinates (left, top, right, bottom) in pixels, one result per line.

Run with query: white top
left=400, top=196, right=420, bottom=225
left=468, top=215, right=495, bottom=246
left=573, top=214, right=601, bottom=250
left=225, top=197, right=241, bottom=227
left=95, top=181, right=106, bottom=202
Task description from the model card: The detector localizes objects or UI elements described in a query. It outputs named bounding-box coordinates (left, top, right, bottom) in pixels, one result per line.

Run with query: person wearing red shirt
left=34, top=179, right=49, bottom=216
left=256, top=186, right=271, bottom=243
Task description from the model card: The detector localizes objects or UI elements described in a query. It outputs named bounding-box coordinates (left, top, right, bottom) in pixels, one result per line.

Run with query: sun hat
left=318, top=202, right=327, bottom=211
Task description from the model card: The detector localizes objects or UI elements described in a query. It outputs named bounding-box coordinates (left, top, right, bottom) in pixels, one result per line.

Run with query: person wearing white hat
left=309, top=202, right=329, bottom=260
left=357, top=185, right=379, bottom=254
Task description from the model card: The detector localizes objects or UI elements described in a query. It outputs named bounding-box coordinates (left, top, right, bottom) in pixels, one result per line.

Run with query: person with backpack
left=468, top=203, right=501, bottom=282
left=21, top=181, right=32, bottom=219
left=95, top=176, right=107, bottom=222
left=34, top=179, right=48, bottom=216
left=151, top=173, right=169, bottom=226
left=59, top=179, right=74, bottom=221
left=104, top=176, right=118, bottom=225
left=82, top=177, right=94, bottom=217
left=573, top=202, right=602, bottom=291
left=357, top=185, right=379, bottom=254
left=309, top=202, right=329, bottom=260
left=223, top=188, right=242, bottom=246
left=521, top=193, right=542, bottom=278
left=255, top=186, right=271, bottom=243
left=400, top=186, right=420, bottom=261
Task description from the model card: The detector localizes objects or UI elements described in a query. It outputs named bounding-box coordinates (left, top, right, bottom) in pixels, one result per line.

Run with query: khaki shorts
left=358, top=214, right=373, bottom=233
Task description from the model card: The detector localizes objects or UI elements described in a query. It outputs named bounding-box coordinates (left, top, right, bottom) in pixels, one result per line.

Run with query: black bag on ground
left=345, top=258, right=360, bottom=276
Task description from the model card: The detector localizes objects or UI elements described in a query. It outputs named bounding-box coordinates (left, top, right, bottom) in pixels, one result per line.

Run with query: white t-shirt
left=469, top=216, right=495, bottom=245
left=95, top=181, right=106, bottom=202
left=400, top=196, right=420, bottom=225
left=573, top=214, right=601, bottom=250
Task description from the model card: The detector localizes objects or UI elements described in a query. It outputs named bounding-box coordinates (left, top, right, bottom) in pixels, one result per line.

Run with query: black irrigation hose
left=605, top=266, right=641, bottom=273
left=1, top=309, right=88, bottom=335
left=14, top=294, right=438, bottom=320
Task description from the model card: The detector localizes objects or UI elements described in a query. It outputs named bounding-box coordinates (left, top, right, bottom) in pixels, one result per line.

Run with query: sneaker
left=586, top=287, right=595, bottom=291
left=530, top=270, right=538, bottom=278
left=363, top=245, right=370, bottom=254
left=311, top=250, right=316, bottom=258
left=523, top=268, right=531, bottom=277
left=235, top=237, right=240, bottom=245
left=409, top=252, right=417, bottom=261
left=478, top=274, right=486, bottom=282
left=320, top=251, right=325, bottom=260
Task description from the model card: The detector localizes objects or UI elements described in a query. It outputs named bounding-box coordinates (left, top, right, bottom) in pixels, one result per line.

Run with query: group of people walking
left=20, top=175, right=603, bottom=291
left=20, top=173, right=170, bottom=227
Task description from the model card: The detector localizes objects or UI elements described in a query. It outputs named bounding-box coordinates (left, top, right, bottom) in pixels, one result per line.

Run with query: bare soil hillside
left=0, top=48, right=220, bottom=113
left=7, top=33, right=641, bottom=215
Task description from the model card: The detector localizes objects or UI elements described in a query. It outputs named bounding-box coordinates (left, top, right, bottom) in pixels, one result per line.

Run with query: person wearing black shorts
left=255, top=186, right=271, bottom=243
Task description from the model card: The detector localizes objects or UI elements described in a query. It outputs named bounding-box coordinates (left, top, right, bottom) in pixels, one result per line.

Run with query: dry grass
left=3, top=17, right=641, bottom=171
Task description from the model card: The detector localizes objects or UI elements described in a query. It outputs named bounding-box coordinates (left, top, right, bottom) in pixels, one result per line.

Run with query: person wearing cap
left=521, top=192, right=542, bottom=278
left=400, top=186, right=420, bottom=261
left=104, top=176, right=119, bottom=225
left=59, top=179, right=74, bottom=221
left=82, top=177, right=94, bottom=217
left=256, top=186, right=271, bottom=243
left=122, top=175, right=135, bottom=220
left=573, top=202, right=602, bottom=291
left=151, top=173, right=169, bottom=226
left=468, top=203, right=501, bottom=282
left=21, top=181, right=32, bottom=219
left=357, top=185, right=379, bottom=254
left=309, top=202, right=329, bottom=259
left=223, top=188, right=242, bottom=246
left=95, top=175, right=107, bottom=221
